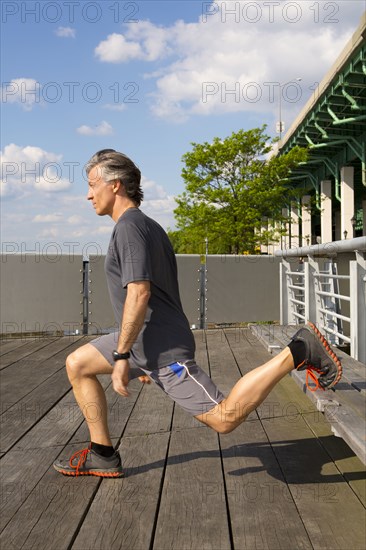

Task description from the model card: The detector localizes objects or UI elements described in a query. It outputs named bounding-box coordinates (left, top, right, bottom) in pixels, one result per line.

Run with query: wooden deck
left=1, top=329, right=365, bottom=550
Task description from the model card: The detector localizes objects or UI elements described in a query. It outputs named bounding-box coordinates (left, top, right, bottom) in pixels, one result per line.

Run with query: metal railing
left=276, top=237, right=366, bottom=363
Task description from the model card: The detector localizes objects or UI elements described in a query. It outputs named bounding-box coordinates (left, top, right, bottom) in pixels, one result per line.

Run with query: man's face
left=87, top=165, right=115, bottom=216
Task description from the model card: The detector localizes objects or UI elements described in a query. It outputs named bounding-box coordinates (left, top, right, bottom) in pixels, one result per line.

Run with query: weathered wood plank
left=12, top=389, right=85, bottom=451
left=0, top=370, right=160, bottom=548
left=302, top=411, right=366, bottom=507
left=0, top=368, right=71, bottom=453
left=262, top=415, right=366, bottom=550
left=123, top=382, right=174, bottom=436
left=20, top=335, right=83, bottom=363
left=72, top=433, right=170, bottom=550
left=220, top=419, right=312, bottom=549
left=153, top=427, right=231, bottom=550
left=0, top=338, right=58, bottom=369
left=0, top=373, right=146, bottom=548
left=0, top=339, right=35, bottom=356
left=0, top=376, right=142, bottom=544
left=0, top=440, right=110, bottom=549
left=0, top=337, right=88, bottom=413
left=0, top=447, right=61, bottom=533
left=1, top=332, right=365, bottom=550
left=205, top=329, right=243, bottom=398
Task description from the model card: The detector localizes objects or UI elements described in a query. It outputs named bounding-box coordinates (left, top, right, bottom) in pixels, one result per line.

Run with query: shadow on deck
left=1, top=329, right=365, bottom=550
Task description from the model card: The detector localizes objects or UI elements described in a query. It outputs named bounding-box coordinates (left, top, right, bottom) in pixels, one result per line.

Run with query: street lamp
left=343, top=230, right=348, bottom=240
left=277, top=78, right=302, bottom=140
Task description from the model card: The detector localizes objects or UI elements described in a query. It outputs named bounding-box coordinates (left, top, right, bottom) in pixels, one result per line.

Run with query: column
left=290, top=202, right=300, bottom=249
left=320, top=179, right=332, bottom=243
left=266, top=218, right=281, bottom=253
left=281, top=207, right=289, bottom=249
left=260, top=217, right=268, bottom=254
left=301, top=195, right=311, bottom=246
left=340, top=166, right=354, bottom=239
left=334, top=211, right=341, bottom=241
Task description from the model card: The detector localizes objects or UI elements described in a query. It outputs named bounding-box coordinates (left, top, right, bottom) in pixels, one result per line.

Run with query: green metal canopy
left=278, top=14, right=366, bottom=230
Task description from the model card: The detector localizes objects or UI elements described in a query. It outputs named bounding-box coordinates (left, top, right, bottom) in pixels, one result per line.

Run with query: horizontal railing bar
left=286, top=272, right=305, bottom=276
left=276, top=236, right=366, bottom=257
left=315, top=290, right=350, bottom=301
left=314, top=273, right=350, bottom=280
left=290, top=298, right=305, bottom=306
left=318, top=308, right=351, bottom=323
left=293, top=312, right=306, bottom=320
left=320, top=325, right=351, bottom=343
left=288, top=285, right=304, bottom=291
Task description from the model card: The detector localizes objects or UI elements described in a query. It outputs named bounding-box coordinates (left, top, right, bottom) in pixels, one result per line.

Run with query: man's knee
left=66, top=349, right=85, bottom=381
left=197, top=401, right=247, bottom=434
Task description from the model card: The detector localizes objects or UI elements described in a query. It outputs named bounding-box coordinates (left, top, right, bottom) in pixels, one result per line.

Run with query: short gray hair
left=85, top=149, right=143, bottom=206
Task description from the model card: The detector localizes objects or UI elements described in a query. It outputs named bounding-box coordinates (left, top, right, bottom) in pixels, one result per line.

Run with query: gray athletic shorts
left=90, top=332, right=225, bottom=416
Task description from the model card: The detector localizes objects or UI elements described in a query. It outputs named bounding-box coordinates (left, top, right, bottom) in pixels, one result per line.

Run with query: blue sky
left=1, top=1, right=365, bottom=254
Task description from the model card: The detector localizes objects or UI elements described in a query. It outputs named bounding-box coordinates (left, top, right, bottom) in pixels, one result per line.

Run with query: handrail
left=275, top=236, right=366, bottom=258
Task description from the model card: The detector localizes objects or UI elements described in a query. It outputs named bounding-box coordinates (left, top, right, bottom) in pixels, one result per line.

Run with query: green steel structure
left=279, top=14, right=366, bottom=240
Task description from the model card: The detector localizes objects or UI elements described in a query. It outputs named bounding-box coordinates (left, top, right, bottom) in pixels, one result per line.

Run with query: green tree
left=169, top=126, right=307, bottom=254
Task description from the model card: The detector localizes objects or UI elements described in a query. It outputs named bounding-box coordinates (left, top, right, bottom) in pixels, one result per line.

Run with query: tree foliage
left=168, top=126, right=307, bottom=254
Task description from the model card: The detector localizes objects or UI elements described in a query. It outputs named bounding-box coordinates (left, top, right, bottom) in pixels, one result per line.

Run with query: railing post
left=82, top=260, right=89, bottom=335
left=199, top=263, right=206, bottom=330
left=280, top=260, right=288, bottom=325
left=350, top=254, right=366, bottom=363
left=306, top=257, right=319, bottom=326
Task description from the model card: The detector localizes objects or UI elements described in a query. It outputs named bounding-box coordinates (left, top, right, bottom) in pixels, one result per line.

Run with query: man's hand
left=138, top=375, right=151, bottom=384
left=111, top=359, right=130, bottom=397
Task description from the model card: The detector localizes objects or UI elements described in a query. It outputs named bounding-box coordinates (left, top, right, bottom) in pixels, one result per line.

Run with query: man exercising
left=54, top=149, right=342, bottom=477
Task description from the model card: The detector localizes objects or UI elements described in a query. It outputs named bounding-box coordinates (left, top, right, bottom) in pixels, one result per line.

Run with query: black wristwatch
left=112, top=350, right=131, bottom=361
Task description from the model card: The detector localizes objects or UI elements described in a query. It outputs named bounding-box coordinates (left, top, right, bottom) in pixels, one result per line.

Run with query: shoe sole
left=306, top=321, right=342, bottom=389
left=53, top=465, right=124, bottom=478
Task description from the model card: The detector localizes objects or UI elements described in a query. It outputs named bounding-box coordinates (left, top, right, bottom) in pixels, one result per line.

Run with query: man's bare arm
left=111, top=280, right=151, bottom=396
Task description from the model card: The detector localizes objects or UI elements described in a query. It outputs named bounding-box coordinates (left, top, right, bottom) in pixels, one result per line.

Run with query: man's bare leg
left=195, top=347, right=294, bottom=433
left=66, top=343, right=114, bottom=446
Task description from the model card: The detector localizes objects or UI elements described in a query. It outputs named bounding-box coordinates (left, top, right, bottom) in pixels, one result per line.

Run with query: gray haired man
left=54, top=149, right=342, bottom=477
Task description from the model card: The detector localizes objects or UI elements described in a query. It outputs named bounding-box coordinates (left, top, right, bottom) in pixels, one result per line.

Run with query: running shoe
left=53, top=445, right=123, bottom=477
left=290, top=322, right=342, bottom=391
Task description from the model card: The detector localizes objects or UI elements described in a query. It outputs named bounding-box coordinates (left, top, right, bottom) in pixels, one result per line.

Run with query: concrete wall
left=206, top=255, right=281, bottom=324
left=1, top=254, right=281, bottom=335
left=1, top=255, right=82, bottom=335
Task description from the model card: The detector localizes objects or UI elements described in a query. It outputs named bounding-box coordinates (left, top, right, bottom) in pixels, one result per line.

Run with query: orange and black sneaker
left=290, top=322, right=342, bottom=391
left=53, top=445, right=124, bottom=477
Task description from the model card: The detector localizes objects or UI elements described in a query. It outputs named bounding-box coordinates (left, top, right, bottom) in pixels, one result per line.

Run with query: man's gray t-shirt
left=105, top=208, right=195, bottom=370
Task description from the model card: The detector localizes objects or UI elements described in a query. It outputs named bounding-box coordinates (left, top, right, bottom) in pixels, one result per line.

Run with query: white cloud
left=55, top=26, right=76, bottom=38
left=67, top=215, right=84, bottom=225
left=103, top=103, right=127, bottom=112
left=76, top=121, right=113, bottom=136
left=95, top=33, right=143, bottom=63
left=95, top=22, right=172, bottom=63
left=0, top=143, right=71, bottom=197
left=1, top=78, right=41, bottom=111
left=95, top=1, right=363, bottom=122
left=33, top=213, right=63, bottom=223
left=139, top=175, right=176, bottom=228
left=37, top=227, right=60, bottom=238
left=96, top=225, right=114, bottom=234
left=141, top=175, right=167, bottom=200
